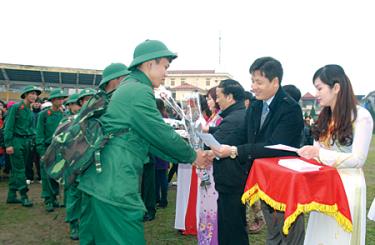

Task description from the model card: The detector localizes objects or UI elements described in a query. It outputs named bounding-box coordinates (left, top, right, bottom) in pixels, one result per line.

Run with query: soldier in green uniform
left=64, top=93, right=81, bottom=116
left=78, top=40, right=210, bottom=244
left=77, top=88, right=96, bottom=106
left=64, top=65, right=129, bottom=240
left=4, top=85, right=41, bottom=207
left=36, top=88, right=68, bottom=212
left=100, top=63, right=159, bottom=222
left=61, top=92, right=82, bottom=240
left=98, top=63, right=130, bottom=95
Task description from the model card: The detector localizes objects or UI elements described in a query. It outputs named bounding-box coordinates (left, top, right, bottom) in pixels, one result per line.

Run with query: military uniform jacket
left=36, top=107, right=64, bottom=155
left=4, top=101, right=35, bottom=147
left=78, top=69, right=196, bottom=211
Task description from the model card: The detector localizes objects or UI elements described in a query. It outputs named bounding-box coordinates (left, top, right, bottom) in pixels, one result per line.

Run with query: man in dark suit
left=213, top=57, right=304, bottom=244
left=209, top=79, right=249, bottom=245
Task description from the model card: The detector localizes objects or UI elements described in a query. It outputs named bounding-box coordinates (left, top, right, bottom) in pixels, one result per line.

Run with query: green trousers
left=80, top=192, right=145, bottom=245
left=8, top=137, right=32, bottom=197
left=65, top=181, right=82, bottom=223
left=40, top=160, right=60, bottom=204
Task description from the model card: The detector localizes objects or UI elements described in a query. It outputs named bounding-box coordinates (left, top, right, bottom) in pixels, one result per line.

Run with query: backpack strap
left=94, top=128, right=130, bottom=173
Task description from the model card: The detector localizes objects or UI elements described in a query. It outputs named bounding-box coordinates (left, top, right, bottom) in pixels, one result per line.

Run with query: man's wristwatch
left=230, top=146, right=238, bottom=159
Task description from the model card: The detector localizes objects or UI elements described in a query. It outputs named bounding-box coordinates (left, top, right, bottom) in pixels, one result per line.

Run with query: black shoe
left=45, top=202, right=54, bottom=212
left=6, top=192, right=21, bottom=204
left=143, top=213, right=155, bottom=222
left=21, top=198, right=33, bottom=207
left=70, top=221, right=79, bottom=240
left=157, top=203, right=168, bottom=209
left=52, top=200, right=61, bottom=208
left=6, top=197, right=22, bottom=204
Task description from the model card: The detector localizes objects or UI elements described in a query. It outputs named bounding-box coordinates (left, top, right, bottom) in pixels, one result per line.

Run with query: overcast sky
left=2, top=0, right=374, bottom=96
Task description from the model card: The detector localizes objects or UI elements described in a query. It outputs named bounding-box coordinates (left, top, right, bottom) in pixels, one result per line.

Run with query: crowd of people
left=0, top=39, right=374, bottom=245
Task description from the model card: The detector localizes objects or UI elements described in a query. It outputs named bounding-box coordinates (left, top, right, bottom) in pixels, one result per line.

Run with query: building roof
left=170, top=82, right=204, bottom=92
left=302, top=92, right=316, bottom=100
left=0, top=63, right=102, bottom=89
left=167, top=70, right=216, bottom=74
left=167, top=69, right=232, bottom=78
left=0, top=63, right=232, bottom=93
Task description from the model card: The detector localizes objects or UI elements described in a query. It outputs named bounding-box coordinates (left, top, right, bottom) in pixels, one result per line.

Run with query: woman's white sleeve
left=318, top=107, right=373, bottom=168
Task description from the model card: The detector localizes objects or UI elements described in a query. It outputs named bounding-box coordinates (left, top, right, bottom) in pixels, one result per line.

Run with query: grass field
left=0, top=137, right=374, bottom=244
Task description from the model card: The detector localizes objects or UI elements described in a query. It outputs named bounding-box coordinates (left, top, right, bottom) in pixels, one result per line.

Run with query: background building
left=163, top=70, right=232, bottom=101
left=1, top=64, right=233, bottom=102
left=0, top=63, right=101, bottom=101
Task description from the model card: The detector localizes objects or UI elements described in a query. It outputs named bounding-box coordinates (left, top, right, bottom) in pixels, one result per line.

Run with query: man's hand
left=206, top=150, right=216, bottom=161
left=193, top=149, right=213, bottom=168
left=212, top=144, right=232, bottom=158
left=297, top=146, right=319, bottom=159
left=6, top=146, right=14, bottom=155
left=201, top=125, right=209, bottom=133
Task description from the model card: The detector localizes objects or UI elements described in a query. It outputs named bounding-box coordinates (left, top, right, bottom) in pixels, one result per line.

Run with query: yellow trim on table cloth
left=242, top=184, right=353, bottom=235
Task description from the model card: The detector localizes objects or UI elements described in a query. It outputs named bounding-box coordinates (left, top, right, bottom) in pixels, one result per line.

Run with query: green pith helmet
left=98, top=63, right=130, bottom=89
left=20, top=85, right=42, bottom=99
left=78, top=88, right=96, bottom=101
left=65, top=93, right=80, bottom=105
left=48, top=88, right=68, bottom=101
left=128, top=40, right=177, bottom=70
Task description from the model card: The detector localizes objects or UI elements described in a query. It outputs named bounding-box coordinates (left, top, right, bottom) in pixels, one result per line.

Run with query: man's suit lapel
left=253, top=101, right=263, bottom=134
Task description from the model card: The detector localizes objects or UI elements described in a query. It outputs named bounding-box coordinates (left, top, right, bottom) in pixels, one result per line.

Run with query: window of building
left=181, top=78, right=186, bottom=84
left=206, top=78, right=211, bottom=86
left=171, top=79, right=175, bottom=86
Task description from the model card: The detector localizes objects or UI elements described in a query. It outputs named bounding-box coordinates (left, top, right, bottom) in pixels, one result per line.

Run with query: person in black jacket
left=213, top=57, right=305, bottom=245
left=208, top=79, right=249, bottom=245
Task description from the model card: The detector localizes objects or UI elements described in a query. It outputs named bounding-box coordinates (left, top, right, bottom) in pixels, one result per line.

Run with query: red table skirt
left=241, top=157, right=352, bottom=235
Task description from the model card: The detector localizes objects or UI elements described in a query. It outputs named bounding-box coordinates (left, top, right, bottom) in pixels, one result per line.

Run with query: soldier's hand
left=193, top=149, right=212, bottom=168
left=6, top=146, right=14, bottom=155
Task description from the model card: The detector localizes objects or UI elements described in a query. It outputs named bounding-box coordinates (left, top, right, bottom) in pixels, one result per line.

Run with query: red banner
left=241, top=157, right=352, bottom=235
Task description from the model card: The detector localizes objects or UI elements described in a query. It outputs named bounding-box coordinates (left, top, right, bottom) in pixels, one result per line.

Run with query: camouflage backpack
left=42, top=90, right=128, bottom=186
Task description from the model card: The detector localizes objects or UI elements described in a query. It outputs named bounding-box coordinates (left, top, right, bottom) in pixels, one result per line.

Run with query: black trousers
left=217, top=192, right=249, bottom=245
left=3, top=153, right=11, bottom=174
left=141, top=161, right=156, bottom=217
left=25, top=146, right=41, bottom=181
left=261, top=200, right=305, bottom=245
left=167, top=163, right=178, bottom=183
left=155, top=169, right=168, bottom=206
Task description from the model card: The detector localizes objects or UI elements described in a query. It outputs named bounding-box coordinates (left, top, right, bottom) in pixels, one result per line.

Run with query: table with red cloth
left=241, top=156, right=353, bottom=235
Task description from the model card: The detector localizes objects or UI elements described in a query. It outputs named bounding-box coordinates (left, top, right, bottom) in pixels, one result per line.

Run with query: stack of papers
left=265, top=144, right=298, bottom=152
left=278, top=159, right=321, bottom=172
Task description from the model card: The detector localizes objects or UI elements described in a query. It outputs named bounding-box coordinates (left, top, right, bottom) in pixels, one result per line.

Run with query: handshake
left=192, top=144, right=237, bottom=168
left=193, top=149, right=216, bottom=168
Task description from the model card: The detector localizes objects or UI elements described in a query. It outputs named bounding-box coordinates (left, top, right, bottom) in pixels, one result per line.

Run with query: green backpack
left=42, top=90, right=128, bottom=186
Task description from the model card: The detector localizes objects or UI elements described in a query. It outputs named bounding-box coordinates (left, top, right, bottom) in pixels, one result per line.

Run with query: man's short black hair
left=249, top=57, right=283, bottom=84
left=283, top=84, right=301, bottom=102
left=156, top=98, right=165, bottom=112
left=244, top=91, right=254, bottom=101
left=218, top=79, right=245, bottom=102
